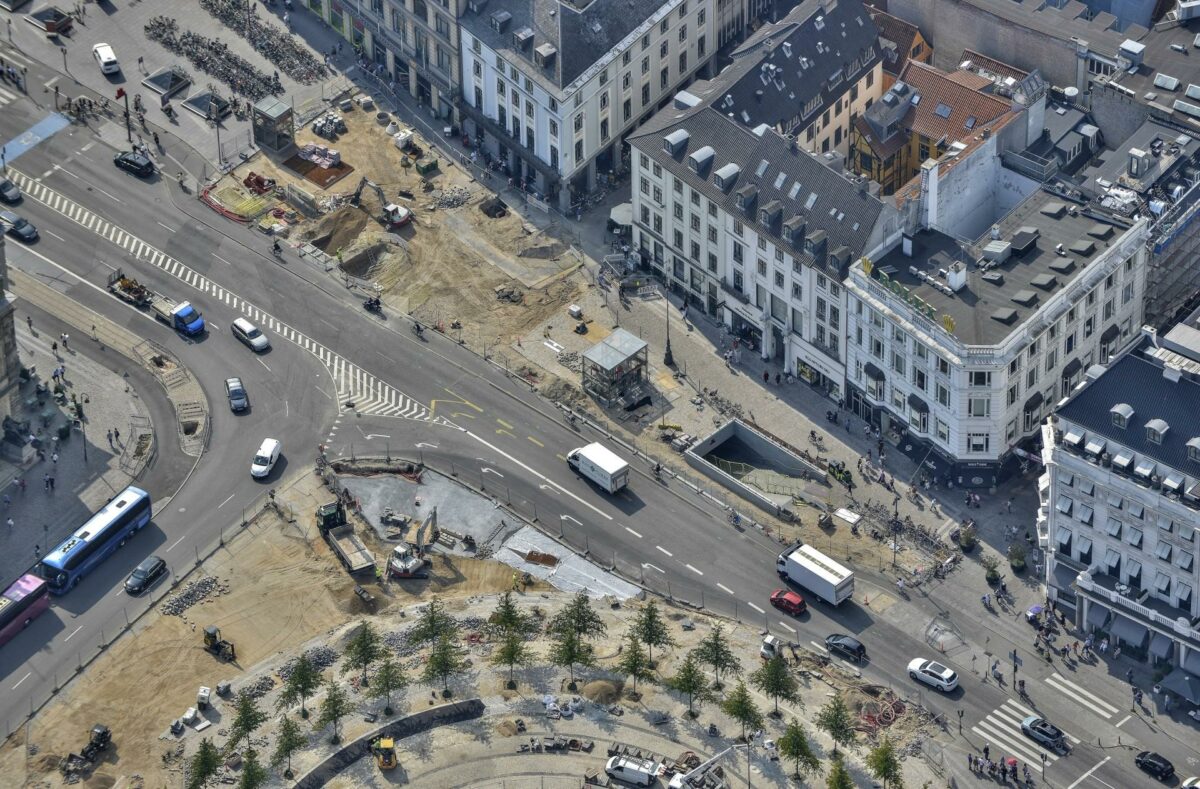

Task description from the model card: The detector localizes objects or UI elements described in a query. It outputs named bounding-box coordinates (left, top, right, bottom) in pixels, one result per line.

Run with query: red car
left=770, top=589, right=807, bottom=615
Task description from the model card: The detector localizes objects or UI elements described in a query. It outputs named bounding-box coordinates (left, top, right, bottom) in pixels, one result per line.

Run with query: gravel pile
left=384, top=614, right=490, bottom=656
left=239, top=676, right=276, bottom=700
left=435, top=187, right=471, bottom=209
left=278, top=645, right=338, bottom=681
left=557, top=351, right=582, bottom=372
left=160, top=576, right=227, bottom=617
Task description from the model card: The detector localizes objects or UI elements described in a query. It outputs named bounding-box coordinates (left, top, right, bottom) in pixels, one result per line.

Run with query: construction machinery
left=316, top=500, right=375, bottom=575
left=203, top=625, right=236, bottom=661
left=372, top=737, right=397, bottom=770
left=61, top=724, right=111, bottom=774
left=350, top=177, right=412, bottom=228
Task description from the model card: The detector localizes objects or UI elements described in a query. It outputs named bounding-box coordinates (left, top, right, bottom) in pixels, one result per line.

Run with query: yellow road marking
left=527, top=436, right=544, bottom=447
left=430, top=387, right=483, bottom=418
left=497, top=418, right=514, bottom=430
left=497, top=429, right=516, bottom=438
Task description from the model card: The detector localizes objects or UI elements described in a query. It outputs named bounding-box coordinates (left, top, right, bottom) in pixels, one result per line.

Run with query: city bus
left=0, top=574, right=51, bottom=646
left=37, top=486, right=153, bottom=594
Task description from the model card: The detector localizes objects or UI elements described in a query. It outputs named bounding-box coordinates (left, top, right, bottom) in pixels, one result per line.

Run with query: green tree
left=410, top=597, right=459, bottom=646
left=270, top=714, right=306, bottom=778
left=238, top=750, right=269, bottom=789
left=186, top=738, right=221, bottom=789
left=226, top=690, right=268, bottom=756
left=694, top=624, right=740, bottom=688
left=549, top=591, right=607, bottom=640
left=314, top=676, right=353, bottom=743
left=547, top=626, right=595, bottom=687
left=777, top=718, right=821, bottom=782
left=423, top=632, right=467, bottom=695
left=666, top=653, right=713, bottom=717
left=814, top=694, right=856, bottom=755
left=343, top=620, right=384, bottom=685
left=491, top=628, right=535, bottom=688
left=867, top=737, right=904, bottom=789
left=277, top=653, right=322, bottom=719
left=369, top=655, right=408, bottom=715
left=488, top=591, right=529, bottom=635
left=719, top=680, right=764, bottom=740
left=826, top=754, right=855, bottom=789
left=633, top=599, right=676, bottom=667
left=616, top=630, right=654, bottom=692
left=750, top=653, right=800, bottom=716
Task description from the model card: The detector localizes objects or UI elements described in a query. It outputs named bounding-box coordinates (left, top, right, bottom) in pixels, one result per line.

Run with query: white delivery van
left=566, top=442, right=630, bottom=493
left=605, top=755, right=660, bottom=786
left=92, top=44, right=120, bottom=75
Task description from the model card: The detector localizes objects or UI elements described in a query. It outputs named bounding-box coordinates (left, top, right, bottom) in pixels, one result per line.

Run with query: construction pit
left=206, top=97, right=586, bottom=347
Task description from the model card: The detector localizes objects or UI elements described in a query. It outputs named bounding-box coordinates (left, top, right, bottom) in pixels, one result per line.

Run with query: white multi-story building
left=1038, top=324, right=1200, bottom=685
left=458, top=0, right=718, bottom=211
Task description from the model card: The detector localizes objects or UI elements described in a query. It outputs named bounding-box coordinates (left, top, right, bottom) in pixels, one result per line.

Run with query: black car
left=114, top=150, right=155, bottom=178
left=825, top=633, right=866, bottom=662
left=1135, top=751, right=1175, bottom=781
left=0, top=210, right=37, bottom=242
left=124, top=555, right=167, bottom=595
left=0, top=178, right=20, bottom=204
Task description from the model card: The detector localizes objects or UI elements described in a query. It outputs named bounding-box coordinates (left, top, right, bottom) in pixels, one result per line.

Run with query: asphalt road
left=0, top=67, right=1194, bottom=789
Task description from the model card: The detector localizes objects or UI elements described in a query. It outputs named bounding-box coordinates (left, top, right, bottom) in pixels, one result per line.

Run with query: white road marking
left=80, top=142, right=95, bottom=152
left=623, top=526, right=642, bottom=538
left=52, top=165, right=78, bottom=179
left=717, top=583, right=734, bottom=594
left=480, top=467, right=504, bottom=477
left=44, top=230, right=66, bottom=242
left=63, top=625, right=83, bottom=642
left=466, top=431, right=613, bottom=521
left=257, top=357, right=271, bottom=372
left=156, top=221, right=175, bottom=232
left=212, top=253, right=232, bottom=265
left=11, top=671, right=31, bottom=690
left=656, top=545, right=673, bottom=557
left=747, top=602, right=765, bottom=614
left=641, top=563, right=665, bottom=573
left=778, top=622, right=796, bottom=633
left=560, top=515, right=582, bottom=526
left=1066, top=757, right=1111, bottom=789
left=685, top=564, right=703, bottom=575
left=1113, top=714, right=1130, bottom=728
left=314, top=384, right=332, bottom=400
left=164, top=534, right=187, bottom=553
left=217, top=493, right=235, bottom=509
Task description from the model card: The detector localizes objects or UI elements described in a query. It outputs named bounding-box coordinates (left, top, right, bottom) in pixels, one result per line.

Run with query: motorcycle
left=411, top=321, right=425, bottom=337
left=363, top=297, right=382, bottom=313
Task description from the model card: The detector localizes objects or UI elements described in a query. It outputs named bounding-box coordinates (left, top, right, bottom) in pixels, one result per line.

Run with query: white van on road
left=92, top=43, right=120, bottom=74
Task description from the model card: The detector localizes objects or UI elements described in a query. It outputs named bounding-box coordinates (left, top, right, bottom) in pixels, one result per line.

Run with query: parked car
left=0, top=210, right=38, bottom=242
left=114, top=150, right=155, bottom=178
left=1135, top=751, right=1174, bottom=781
left=605, top=755, right=659, bottom=787
left=824, top=633, right=866, bottom=662
left=770, top=589, right=806, bottom=615
left=1020, top=716, right=1066, bottom=752
left=907, top=658, right=958, bottom=692
left=225, top=377, right=248, bottom=412
left=1180, top=777, right=1199, bottom=787
left=124, top=555, right=167, bottom=594
left=0, top=178, right=20, bottom=204
left=251, top=438, right=281, bottom=478
left=231, top=317, right=270, bottom=351
left=92, top=43, right=120, bottom=74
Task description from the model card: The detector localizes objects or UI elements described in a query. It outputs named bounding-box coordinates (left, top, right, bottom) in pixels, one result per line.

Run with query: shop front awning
left=864, top=362, right=885, bottom=381
left=1186, top=649, right=1200, bottom=676
left=907, top=393, right=929, bottom=413
left=1087, top=602, right=1111, bottom=628
left=1110, top=614, right=1149, bottom=646
left=1161, top=667, right=1200, bottom=705
left=1101, top=324, right=1120, bottom=343
left=1052, top=562, right=1079, bottom=592
left=1150, top=631, right=1174, bottom=659
left=1024, top=391, right=1044, bottom=413
left=1063, top=357, right=1082, bottom=378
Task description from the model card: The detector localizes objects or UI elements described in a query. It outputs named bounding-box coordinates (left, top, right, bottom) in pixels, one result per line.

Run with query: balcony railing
left=721, top=280, right=750, bottom=305
left=1076, top=572, right=1200, bottom=643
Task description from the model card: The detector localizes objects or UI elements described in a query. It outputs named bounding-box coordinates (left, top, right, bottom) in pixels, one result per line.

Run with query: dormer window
left=1188, top=437, right=1200, bottom=462
left=1145, top=418, right=1169, bottom=445
left=1111, top=403, right=1133, bottom=429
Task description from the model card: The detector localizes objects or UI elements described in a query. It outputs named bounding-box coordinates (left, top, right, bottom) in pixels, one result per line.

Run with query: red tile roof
left=867, top=5, right=921, bottom=75
left=959, top=49, right=1029, bottom=82
left=899, top=61, right=1012, bottom=144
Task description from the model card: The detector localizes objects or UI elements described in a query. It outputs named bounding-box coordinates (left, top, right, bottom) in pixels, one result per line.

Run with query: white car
left=605, top=755, right=659, bottom=786
left=250, top=438, right=281, bottom=478
left=92, top=43, right=119, bottom=74
left=1181, top=778, right=1198, bottom=787
left=907, top=658, right=959, bottom=692
left=231, top=317, right=270, bottom=352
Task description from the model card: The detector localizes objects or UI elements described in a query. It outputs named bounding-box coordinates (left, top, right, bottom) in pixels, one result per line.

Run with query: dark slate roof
left=460, top=0, right=670, bottom=92
left=866, top=6, right=919, bottom=77
left=697, top=0, right=881, bottom=134
left=628, top=105, right=886, bottom=258
left=1057, top=343, right=1200, bottom=476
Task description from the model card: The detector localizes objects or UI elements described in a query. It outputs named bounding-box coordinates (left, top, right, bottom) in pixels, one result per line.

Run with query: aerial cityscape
left=0, top=0, right=1198, bottom=786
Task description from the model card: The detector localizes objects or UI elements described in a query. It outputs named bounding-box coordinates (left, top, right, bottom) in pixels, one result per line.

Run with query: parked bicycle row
left=198, top=0, right=328, bottom=84
left=144, top=17, right=283, bottom=102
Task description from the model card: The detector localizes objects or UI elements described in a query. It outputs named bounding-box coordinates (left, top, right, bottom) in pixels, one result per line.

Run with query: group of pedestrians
left=968, top=748, right=1033, bottom=784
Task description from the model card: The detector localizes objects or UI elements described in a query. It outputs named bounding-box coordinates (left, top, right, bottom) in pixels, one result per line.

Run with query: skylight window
left=965, top=116, right=977, bottom=129
left=935, top=103, right=952, bottom=119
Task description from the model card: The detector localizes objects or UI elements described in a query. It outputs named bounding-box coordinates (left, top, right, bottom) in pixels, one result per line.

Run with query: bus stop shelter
left=581, top=329, right=650, bottom=409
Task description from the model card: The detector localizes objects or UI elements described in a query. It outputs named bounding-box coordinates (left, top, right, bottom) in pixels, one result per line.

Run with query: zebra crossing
left=971, top=699, right=1080, bottom=767
left=6, top=169, right=439, bottom=421
left=1044, top=672, right=1120, bottom=719
left=0, top=84, right=20, bottom=110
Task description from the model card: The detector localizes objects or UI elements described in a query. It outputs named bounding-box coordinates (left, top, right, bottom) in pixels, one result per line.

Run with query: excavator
left=350, top=177, right=412, bottom=229
left=203, top=625, right=236, bottom=661
left=372, top=737, right=397, bottom=769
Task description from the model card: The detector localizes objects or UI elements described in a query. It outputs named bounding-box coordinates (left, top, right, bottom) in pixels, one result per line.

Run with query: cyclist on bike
left=272, top=240, right=282, bottom=256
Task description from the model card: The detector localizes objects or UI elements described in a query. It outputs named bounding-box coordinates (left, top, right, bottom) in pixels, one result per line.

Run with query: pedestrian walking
left=762, top=370, right=769, bottom=383
left=51, top=452, right=58, bottom=465
left=5, top=518, right=12, bottom=529
left=51, top=341, right=58, bottom=355
left=1006, top=498, right=1013, bottom=513
left=983, top=744, right=990, bottom=762
left=1126, top=668, right=1134, bottom=684
left=2, top=494, right=9, bottom=507
left=34, top=545, right=40, bottom=559
left=113, top=427, right=121, bottom=443
left=16, top=477, right=25, bottom=493
left=48, top=475, right=54, bottom=491
left=106, top=429, right=114, bottom=448
left=62, top=334, right=68, bottom=351
left=1073, top=641, right=1080, bottom=655
left=26, top=316, right=32, bottom=331
left=42, top=473, right=49, bottom=491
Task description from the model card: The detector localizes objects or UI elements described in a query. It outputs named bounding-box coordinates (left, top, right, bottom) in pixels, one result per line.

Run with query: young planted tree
left=410, top=597, right=459, bottom=646
left=237, top=750, right=269, bottom=789
left=750, top=654, right=800, bottom=716
left=777, top=718, right=821, bottom=782
left=616, top=630, right=654, bottom=692
left=695, top=623, right=740, bottom=689
left=867, top=737, right=904, bottom=789
left=491, top=628, right=535, bottom=689
left=549, top=592, right=607, bottom=640
left=226, top=690, right=268, bottom=756
left=666, top=653, right=713, bottom=717
left=186, top=738, right=221, bottom=789
left=547, top=627, right=595, bottom=688
left=826, top=754, right=855, bottom=789
left=342, top=621, right=384, bottom=685
left=314, top=676, right=353, bottom=743
left=633, top=599, right=676, bottom=667
left=423, top=631, right=467, bottom=695
left=719, top=680, right=764, bottom=740
left=814, top=693, right=856, bottom=755
left=277, top=653, right=322, bottom=719
left=270, top=714, right=306, bottom=779
left=488, top=591, right=529, bottom=635
left=369, top=655, right=408, bottom=715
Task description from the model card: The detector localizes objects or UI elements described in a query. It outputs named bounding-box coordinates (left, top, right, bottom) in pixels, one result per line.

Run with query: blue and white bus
left=38, top=486, right=153, bottom=594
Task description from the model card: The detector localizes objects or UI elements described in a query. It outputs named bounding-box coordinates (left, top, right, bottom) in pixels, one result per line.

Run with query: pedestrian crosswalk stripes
left=7, top=169, right=441, bottom=422
left=0, top=85, right=19, bottom=108
left=971, top=699, right=1080, bottom=768
left=1043, top=672, right=1120, bottom=718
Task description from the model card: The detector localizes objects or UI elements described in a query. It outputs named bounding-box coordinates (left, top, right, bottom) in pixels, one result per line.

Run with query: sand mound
left=582, top=679, right=623, bottom=704
left=496, top=720, right=520, bottom=737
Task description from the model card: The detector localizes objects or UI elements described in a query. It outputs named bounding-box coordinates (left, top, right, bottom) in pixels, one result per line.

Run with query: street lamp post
left=663, top=292, right=674, bottom=367
left=957, top=709, right=963, bottom=734
left=1040, top=752, right=1047, bottom=778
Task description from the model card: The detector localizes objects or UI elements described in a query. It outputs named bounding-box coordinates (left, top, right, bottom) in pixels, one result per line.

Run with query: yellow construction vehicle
left=372, top=737, right=397, bottom=770
left=203, top=626, right=236, bottom=661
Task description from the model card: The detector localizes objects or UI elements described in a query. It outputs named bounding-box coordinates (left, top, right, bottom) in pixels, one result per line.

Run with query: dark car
left=1020, top=716, right=1066, bottom=752
left=114, top=150, right=155, bottom=178
left=0, top=210, right=37, bottom=242
left=1136, top=751, right=1175, bottom=781
left=825, top=633, right=866, bottom=662
left=0, top=178, right=20, bottom=204
left=124, top=555, right=167, bottom=595
left=225, top=377, right=249, bottom=412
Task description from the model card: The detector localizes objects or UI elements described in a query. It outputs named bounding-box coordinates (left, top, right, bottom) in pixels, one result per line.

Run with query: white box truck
left=566, top=442, right=629, bottom=494
left=776, top=543, right=855, bottom=606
